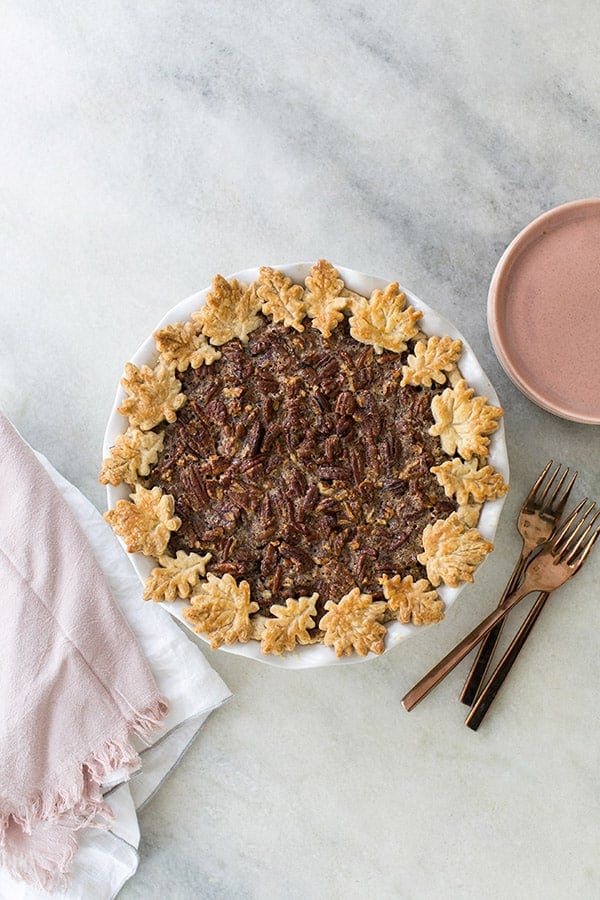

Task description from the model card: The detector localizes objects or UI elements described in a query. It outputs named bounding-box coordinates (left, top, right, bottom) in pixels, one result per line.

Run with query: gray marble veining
left=1, top=1, right=599, bottom=898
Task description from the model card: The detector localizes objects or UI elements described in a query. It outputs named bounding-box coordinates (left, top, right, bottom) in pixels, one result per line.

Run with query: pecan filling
left=144, top=318, right=457, bottom=618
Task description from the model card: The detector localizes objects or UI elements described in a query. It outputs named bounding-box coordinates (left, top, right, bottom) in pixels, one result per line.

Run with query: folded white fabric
left=0, top=417, right=231, bottom=898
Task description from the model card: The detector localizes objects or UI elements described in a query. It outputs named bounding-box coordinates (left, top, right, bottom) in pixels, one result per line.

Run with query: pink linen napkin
left=0, top=412, right=169, bottom=891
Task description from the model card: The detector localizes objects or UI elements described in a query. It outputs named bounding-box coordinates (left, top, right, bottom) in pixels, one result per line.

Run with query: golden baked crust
left=100, top=427, right=164, bottom=486
left=429, top=379, right=503, bottom=460
left=154, top=320, right=222, bottom=371
left=183, top=573, right=258, bottom=648
left=256, top=266, right=306, bottom=332
left=118, top=361, right=186, bottom=431
left=193, top=275, right=263, bottom=346
left=456, top=502, right=483, bottom=529
left=380, top=574, right=444, bottom=625
left=102, top=261, right=507, bottom=659
left=103, top=484, right=181, bottom=557
left=431, top=457, right=509, bottom=505
left=417, top=512, right=493, bottom=587
left=260, top=593, right=319, bottom=655
left=349, top=283, right=423, bottom=354
left=401, top=336, right=463, bottom=387
left=143, top=550, right=212, bottom=602
left=303, top=259, right=358, bottom=338
left=319, top=588, right=387, bottom=658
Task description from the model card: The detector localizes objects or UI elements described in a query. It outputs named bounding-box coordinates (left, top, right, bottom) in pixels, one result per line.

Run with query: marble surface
left=1, top=1, right=599, bottom=898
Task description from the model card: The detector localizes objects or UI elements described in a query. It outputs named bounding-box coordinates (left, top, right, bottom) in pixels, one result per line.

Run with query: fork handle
left=459, top=556, right=527, bottom=706
left=464, top=591, right=550, bottom=730
left=401, top=585, right=531, bottom=711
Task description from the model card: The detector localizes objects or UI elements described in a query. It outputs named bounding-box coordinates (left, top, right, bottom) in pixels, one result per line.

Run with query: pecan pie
left=101, top=261, right=507, bottom=658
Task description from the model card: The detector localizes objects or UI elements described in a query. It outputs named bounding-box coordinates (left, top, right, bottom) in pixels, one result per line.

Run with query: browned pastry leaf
left=261, top=593, right=318, bottom=654
left=319, top=588, right=387, bottom=657
left=183, top=573, right=259, bottom=647
left=256, top=267, right=306, bottom=332
left=193, top=275, right=263, bottom=345
left=99, top=427, right=164, bottom=486
left=429, top=379, right=503, bottom=460
left=417, top=512, right=493, bottom=587
left=154, top=320, right=221, bottom=371
left=304, top=259, right=360, bottom=338
left=104, top=485, right=181, bottom=557
left=118, top=361, right=185, bottom=431
left=144, top=550, right=212, bottom=601
left=380, top=574, right=444, bottom=625
left=349, top=282, right=423, bottom=354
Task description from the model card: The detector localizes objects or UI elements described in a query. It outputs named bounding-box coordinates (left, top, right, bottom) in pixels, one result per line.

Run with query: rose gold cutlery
left=401, top=499, right=599, bottom=712
left=460, top=461, right=576, bottom=707
left=464, top=500, right=600, bottom=728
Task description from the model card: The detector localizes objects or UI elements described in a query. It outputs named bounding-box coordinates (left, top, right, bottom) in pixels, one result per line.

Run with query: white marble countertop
left=1, top=2, right=599, bottom=898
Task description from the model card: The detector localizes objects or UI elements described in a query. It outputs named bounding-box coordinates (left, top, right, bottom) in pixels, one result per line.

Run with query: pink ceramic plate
left=488, top=198, right=600, bottom=425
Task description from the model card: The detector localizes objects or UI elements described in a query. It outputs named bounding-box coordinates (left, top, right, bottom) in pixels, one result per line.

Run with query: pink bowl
left=488, top=198, right=600, bottom=425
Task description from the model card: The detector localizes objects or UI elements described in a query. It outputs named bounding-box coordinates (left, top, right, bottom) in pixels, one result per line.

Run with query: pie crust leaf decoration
left=103, top=485, right=181, bottom=557
left=401, top=335, right=463, bottom=387
left=261, top=593, right=319, bottom=655
left=380, top=574, right=444, bottom=626
left=349, top=282, right=423, bottom=354
left=431, top=458, right=509, bottom=506
left=304, top=259, right=358, bottom=338
left=143, top=549, right=212, bottom=602
left=429, top=379, right=504, bottom=460
left=182, top=573, right=259, bottom=648
left=319, top=588, right=387, bottom=657
left=154, top=320, right=222, bottom=371
left=256, top=266, right=306, bottom=332
left=99, top=427, right=164, bottom=486
left=118, top=361, right=186, bottom=431
left=456, top=502, right=483, bottom=528
left=193, top=275, right=263, bottom=346
left=417, top=512, right=493, bottom=587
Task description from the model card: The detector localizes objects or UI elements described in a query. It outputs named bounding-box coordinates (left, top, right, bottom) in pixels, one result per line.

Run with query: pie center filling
left=145, top=318, right=457, bottom=620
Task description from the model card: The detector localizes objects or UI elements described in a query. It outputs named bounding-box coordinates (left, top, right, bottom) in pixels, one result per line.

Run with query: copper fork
left=459, top=461, right=577, bottom=706
left=464, top=500, right=600, bottom=729
left=402, top=500, right=599, bottom=712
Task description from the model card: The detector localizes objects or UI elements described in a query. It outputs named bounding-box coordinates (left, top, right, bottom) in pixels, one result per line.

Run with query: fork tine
left=550, top=498, right=588, bottom=549
left=553, top=501, right=596, bottom=559
left=573, top=526, right=600, bottom=568
left=565, top=511, right=600, bottom=564
left=536, top=462, right=562, bottom=505
left=526, top=459, right=553, bottom=504
left=549, top=469, right=577, bottom=514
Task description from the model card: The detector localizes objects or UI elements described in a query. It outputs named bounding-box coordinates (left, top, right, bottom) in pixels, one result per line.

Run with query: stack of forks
left=402, top=461, right=600, bottom=728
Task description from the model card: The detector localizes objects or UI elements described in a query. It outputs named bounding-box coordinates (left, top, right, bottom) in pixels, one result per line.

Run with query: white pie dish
left=103, top=262, right=509, bottom=669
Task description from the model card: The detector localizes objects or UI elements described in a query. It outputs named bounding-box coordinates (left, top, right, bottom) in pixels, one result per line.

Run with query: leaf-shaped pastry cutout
left=261, top=593, right=318, bottom=655
left=304, top=259, right=359, bottom=338
left=193, top=275, right=263, bottom=346
left=349, top=282, right=423, bottom=354
left=99, top=427, right=164, bottom=486
left=401, top=335, right=463, bottom=387
left=429, top=379, right=503, bottom=460
left=104, top=485, right=181, bottom=557
left=154, top=320, right=221, bottom=371
left=380, top=574, right=444, bottom=625
left=118, top=361, right=186, bottom=431
left=256, top=266, right=306, bottom=332
left=431, top=458, right=509, bottom=506
left=319, top=587, right=387, bottom=657
left=456, top=502, right=483, bottom=528
left=417, top=512, right=493, bottom=587
left=183, top=573, right=259, bottom=648
left=143, top=549, right=212, bottom=601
